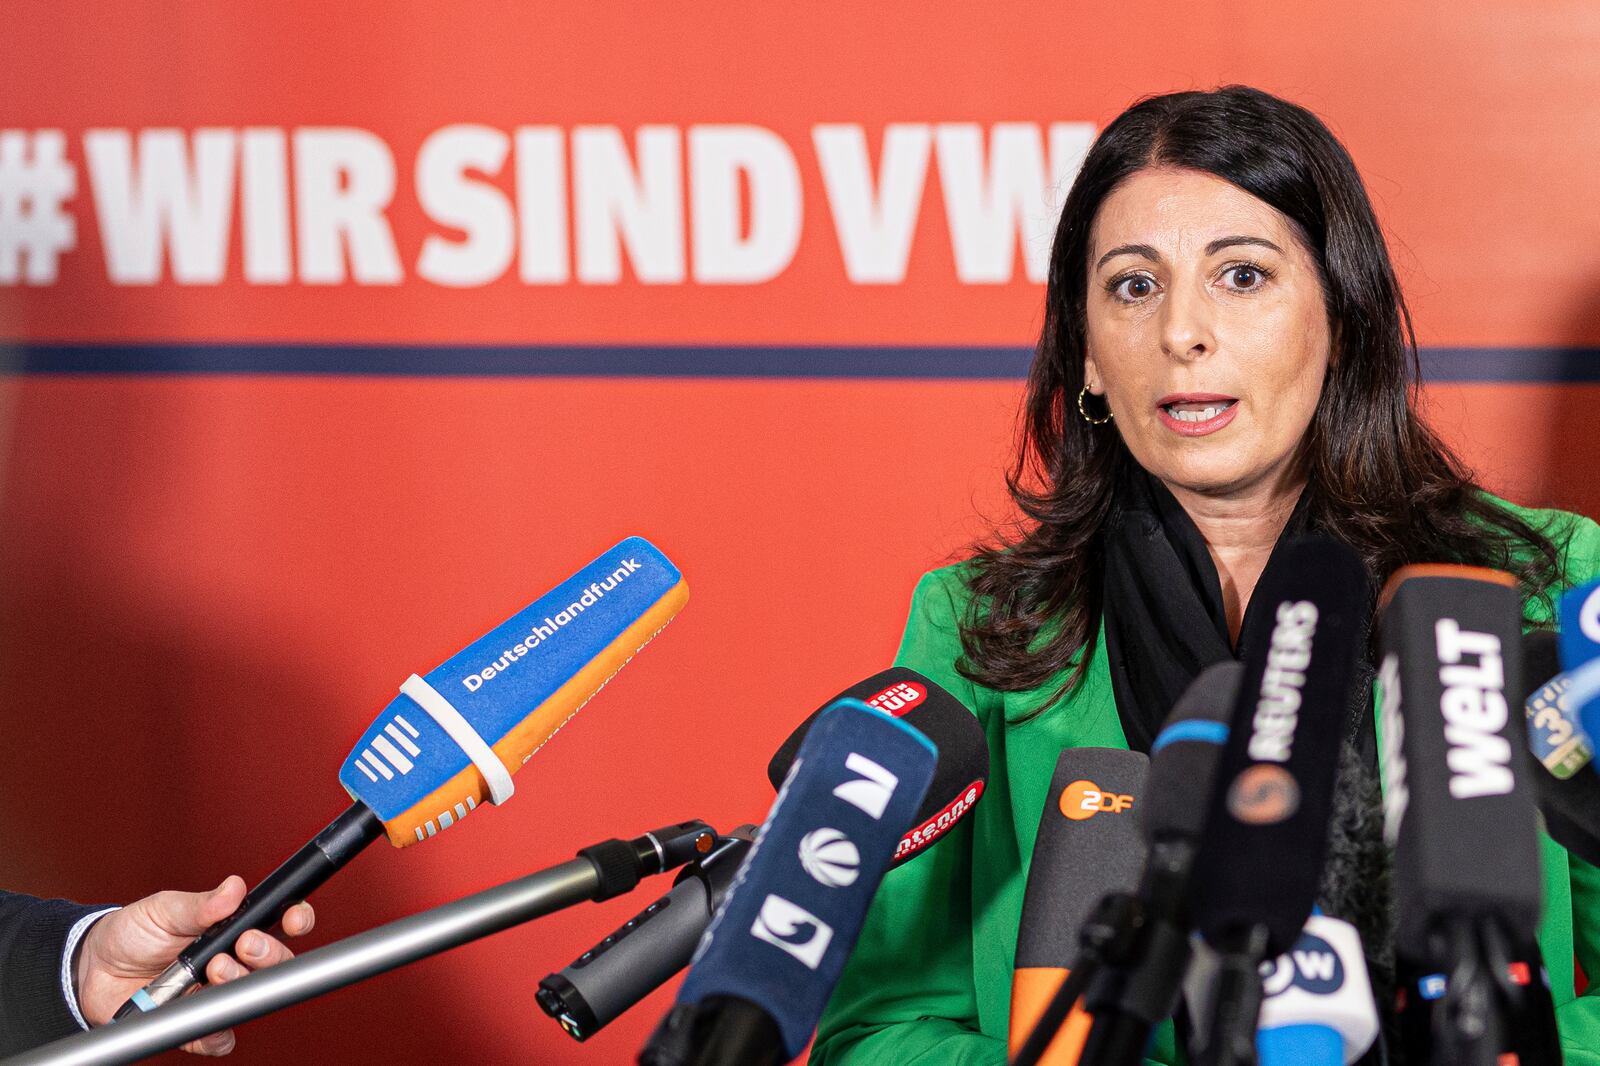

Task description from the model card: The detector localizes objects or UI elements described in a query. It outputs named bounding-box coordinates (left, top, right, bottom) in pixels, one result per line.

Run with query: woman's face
left=1084, top=167, right=1332, bottom=500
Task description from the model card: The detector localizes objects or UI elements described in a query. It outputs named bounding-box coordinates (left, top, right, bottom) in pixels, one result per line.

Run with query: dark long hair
left=959, top=86, right=1563, bottom=700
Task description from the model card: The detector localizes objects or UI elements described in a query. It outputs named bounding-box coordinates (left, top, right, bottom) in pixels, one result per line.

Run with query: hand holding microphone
left=115, top=536, right=689, bottom=1020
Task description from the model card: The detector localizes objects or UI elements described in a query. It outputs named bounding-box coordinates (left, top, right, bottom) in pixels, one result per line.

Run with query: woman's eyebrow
left=1205, top=235, right=1283, bottom=256
left=1095, top=242, right=1161, bottom=269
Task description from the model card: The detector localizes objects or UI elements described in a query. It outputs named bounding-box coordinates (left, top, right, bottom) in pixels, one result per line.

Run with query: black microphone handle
left=538, top=828, right=755, bottom=1040
left=112, top=802, right=384, bottom=1020
left=688, top=996, right=787, bottom=1066
left=1194, top=926, right=1270, bottom=1066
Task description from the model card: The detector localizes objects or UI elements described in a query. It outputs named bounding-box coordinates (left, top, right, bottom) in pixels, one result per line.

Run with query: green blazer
left=811, top=499, right=1600, bottom=1066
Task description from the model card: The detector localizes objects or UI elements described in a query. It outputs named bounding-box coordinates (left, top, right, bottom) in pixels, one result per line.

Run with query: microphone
left=1186, top=535, right=1370, bottom=1066
left=1012, top=661, right=1243, bottom=1066
left=1522, top=631, right=1600, bottom=864
left=116, top=537, right=688, bottom=1018
left=537, top=826, right=758, bottom=1042
left=1558, top=577, right=1600, bottom=746
left=768, top=668, right=989, bottom=864
left=1186, top=913, right=1378, bottom=1066
left=1378, top=564, right=1542, bottom=1066
left=638, top=699, right=937, bottom=1066
left=1010, top=747, right=1150, bottom=1066
left=540, top=670, right=989, bottom=1042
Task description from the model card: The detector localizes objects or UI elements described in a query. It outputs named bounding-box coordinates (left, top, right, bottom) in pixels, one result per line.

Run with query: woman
left=810, top=86, right=1600, bottom=1065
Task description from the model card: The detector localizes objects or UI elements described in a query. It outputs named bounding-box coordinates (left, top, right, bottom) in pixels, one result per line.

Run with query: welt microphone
left=539, top=669, right=988, bottom=1041
left=1186, top=535, right=1369, bottom=1066
left=115, top=537, right=688, bottom=1019
left=1378, top=564, right=1543, bottom=1066
left=638, top=699, right=936, bottom=1066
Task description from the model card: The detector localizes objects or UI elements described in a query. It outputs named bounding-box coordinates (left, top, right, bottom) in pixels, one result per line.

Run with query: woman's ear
left=1083, top=354, right=1102, bottom=394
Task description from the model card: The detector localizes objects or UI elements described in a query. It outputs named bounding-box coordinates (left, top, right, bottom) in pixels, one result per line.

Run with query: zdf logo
left=1059, top=779, right=1135, bottom=820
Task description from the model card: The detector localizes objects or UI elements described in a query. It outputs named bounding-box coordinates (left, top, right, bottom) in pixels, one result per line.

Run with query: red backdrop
left=2, top=3, right=1598, bottom=1063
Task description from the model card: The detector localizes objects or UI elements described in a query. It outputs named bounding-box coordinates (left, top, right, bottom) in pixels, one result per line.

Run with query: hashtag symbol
left=0, top=130, right=77, bottom=285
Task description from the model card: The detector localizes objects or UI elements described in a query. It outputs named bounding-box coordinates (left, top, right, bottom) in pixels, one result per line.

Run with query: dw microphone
left=116, top=537, right=688, bottom=1018
left=638, top=699, right=936, bottom=1066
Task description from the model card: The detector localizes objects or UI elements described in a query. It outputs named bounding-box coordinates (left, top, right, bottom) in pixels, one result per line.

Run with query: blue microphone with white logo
left=638, top=699, right=937, bottom=1066
left=1187, top=913, right=1378, bottom=1066
left=1558, top=578, right=1600, bottom=764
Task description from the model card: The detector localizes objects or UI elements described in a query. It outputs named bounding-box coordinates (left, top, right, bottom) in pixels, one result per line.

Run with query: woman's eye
left=1114, top=275, right=1155, bottom=301
left=1224, top=265, right=1267, bottom=290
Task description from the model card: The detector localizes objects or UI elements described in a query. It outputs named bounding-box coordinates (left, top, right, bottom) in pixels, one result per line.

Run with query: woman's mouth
left=1156, top=395, right=1239, bottom=436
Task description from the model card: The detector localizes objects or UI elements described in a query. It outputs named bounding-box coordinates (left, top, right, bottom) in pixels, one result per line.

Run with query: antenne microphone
left=1186, top=535, right=1369, bottom=1066
left=638, top=699, right=937, bottom=1066
left=539, top=669, right=988, bottom=1042
left=1012, top=661, right=1243, bottom=1066
left=1378, top=564, right=1542, bottom=1066
left=115, top=537, right=688, bottom=1018
left=1009, top=747, right=1150, bottom=1066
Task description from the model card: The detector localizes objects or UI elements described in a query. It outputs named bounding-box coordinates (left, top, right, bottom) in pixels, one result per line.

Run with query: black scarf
left=1101, top=466, right=1376, bottom=765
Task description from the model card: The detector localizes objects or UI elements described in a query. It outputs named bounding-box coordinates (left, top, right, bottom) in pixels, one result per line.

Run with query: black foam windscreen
left=1142, top=660, right=1243, bottom=846
left=1013, top=747, right=1150, bottom=974
left=1524, top=630, right=1561, bottom=699
left=767, top=668, right=989, bottom=865
left=1189, top=535, right=1369, bottom=957
left=1379, top=565, right=1542, bottom=959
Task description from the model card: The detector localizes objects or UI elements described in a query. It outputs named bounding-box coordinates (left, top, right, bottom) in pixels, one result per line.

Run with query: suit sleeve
left=0, top=890, right=108, bottom=1055
left=810, top=568, right=1007, bottom=1065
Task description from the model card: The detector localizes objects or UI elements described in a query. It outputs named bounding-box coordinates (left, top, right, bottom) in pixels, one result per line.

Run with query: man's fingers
left=142, top=876, right=247, bottom=938
left=204, top=954, right=248, bottom=985
left=234, top=930, right=295, bottom=970
left=281, top=901, right=315, bottom=937
left=180, top=1029, right=237, bottom=1057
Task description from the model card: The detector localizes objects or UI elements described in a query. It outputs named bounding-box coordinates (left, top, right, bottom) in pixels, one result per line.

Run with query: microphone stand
left=3, top=820, right=718, bottom=1066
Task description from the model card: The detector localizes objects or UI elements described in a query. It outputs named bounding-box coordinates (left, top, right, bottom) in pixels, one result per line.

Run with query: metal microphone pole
left=3, top=821, right=717, bottom=1066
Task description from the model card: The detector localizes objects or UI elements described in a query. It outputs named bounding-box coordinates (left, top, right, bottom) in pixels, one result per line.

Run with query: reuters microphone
left=638, top=699, right=936, bottom=1066
left=539, top=669, right=988, bottom=1042
left=1187, top=535, right=1369, bottom=1066
left=115, top=536, right=687, bottom=1019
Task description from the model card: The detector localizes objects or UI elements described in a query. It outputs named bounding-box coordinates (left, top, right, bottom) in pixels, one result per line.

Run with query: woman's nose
left=1159, top=277, right=1216, bottom=362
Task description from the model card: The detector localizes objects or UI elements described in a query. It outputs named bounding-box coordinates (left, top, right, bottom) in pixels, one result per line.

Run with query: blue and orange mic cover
left=339, top=536, right=687, bottom=847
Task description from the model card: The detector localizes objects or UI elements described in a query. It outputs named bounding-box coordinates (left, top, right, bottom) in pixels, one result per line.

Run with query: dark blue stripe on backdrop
left=3, top=343, right=1600, bottom=382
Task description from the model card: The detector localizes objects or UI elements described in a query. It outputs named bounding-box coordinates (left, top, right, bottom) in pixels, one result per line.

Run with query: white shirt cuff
left=60, top=907, right=120, bottom=1030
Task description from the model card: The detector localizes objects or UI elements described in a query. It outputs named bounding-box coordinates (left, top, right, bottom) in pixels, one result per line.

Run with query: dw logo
left=750, top=894, right=834, bottom=970
left=832, top=752, right=899, bottom=819
left=1261, top=932, right=1344, bottom=997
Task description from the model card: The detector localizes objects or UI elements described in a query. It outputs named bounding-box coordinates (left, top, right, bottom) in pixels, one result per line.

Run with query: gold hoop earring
left=1078, top=386, right=1113, bottom=425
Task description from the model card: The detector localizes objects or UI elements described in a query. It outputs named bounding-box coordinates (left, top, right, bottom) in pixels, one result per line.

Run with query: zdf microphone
left=639, top=699, right=936, bottom=1066
left=115, top=537, right=687, bottom=1018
